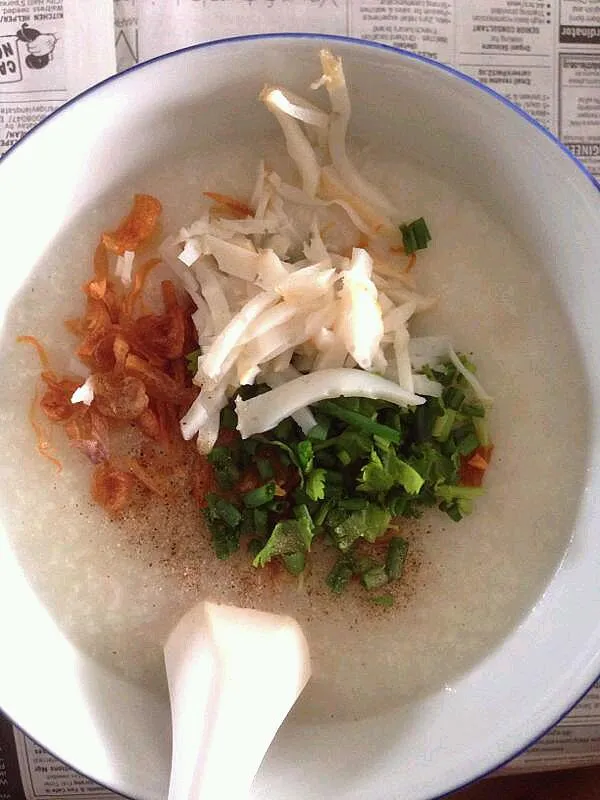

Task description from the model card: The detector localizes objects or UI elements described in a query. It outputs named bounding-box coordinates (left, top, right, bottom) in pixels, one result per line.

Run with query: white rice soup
left=0, top=137, right=586, bottom=722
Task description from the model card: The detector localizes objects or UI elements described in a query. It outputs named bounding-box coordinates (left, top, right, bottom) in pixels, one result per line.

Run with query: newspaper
left=0, top=0, right=599, bottom=796
left=2, top=0, right=598, bottom=174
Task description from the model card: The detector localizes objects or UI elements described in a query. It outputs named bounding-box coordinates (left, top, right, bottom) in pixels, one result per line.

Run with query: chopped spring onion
left=386, top=536, right=409, bottom=581
left=361, top=565, right=389, bottom=591
left=243, top=481, right=278, bottom=508
left=400, top=217, right=432, bottom=255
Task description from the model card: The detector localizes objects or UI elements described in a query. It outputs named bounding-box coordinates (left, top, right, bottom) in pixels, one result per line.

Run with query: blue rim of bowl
left=1, top=30, right=599, bottom=800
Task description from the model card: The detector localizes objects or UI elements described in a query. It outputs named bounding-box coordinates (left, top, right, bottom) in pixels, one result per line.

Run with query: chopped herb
left=247, top=537, right=264, bottom=558
left=359, top=450, right=424, bottom=496
left=361, top=565, right=389, bottom=591
left=436, top=485, right=484, bottom=502
left=457, top=432, right=480, bottom=456
left=331, top=504, right=391, bottom=551
left=313, top=498, right=332, bottom=527
left=220, top=404, right=238, bottom=430
left=204, top=512, right=240, bottom=560
left=338, top=497, right=369, bottom=511
left=400, top=217, right=431, bottom=255
left=266, top=498, right=288, bottom=514
left=296, top=439, right=314, bottom=472
left=371, top=594, right=394, bottom=607
left=337, top=449, right=352, bottom=466
left=243, top=481, right=277, bottom=508
left=307, top=420, right=330, bottom=441
left=208, top=447, right=240, bottom=491
left=283, top=551, right=306, bottom=576
left=305, top=468, right=326, bottom=501
left=473, top=416, right=490, bottom=447
left=293, top=503, right=314, bottom=529
left=255, top=436, right=302, bottom=476
left=386, top=536, right=409, bottom=581
left=253, top=507, right=269, bottom=535
left=443, top=387, right=466, bottom=411
left=201, top=356, right=491, bottom=600
left=257, top=458, right=274, bottom=480
left=252, top=517, right=314, bottom=568
left=318, top=400, right=402, bottom=443
left=462, top=403, right=486, bottom=418
left=185, top=348, right=202, bottom=375
left=432, top=408, right=457, bottom=442
left=326, top=556, right=354, bottom=594
left=206, top=494, right=242, bottom=529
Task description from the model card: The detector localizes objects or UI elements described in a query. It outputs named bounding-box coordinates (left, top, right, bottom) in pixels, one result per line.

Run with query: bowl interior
left=1, top=35, right=600, bottom=800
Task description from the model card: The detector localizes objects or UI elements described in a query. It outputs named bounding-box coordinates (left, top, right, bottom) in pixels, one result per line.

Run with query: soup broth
left=0, top=140, right=586, bottom=722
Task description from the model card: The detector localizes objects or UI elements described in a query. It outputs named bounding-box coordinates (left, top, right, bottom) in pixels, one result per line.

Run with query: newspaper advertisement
left=0, top=0, right=599, bottom=797
left=0, top=0, right=115, bottom=154
left=0, top=0, right=67, bottom=153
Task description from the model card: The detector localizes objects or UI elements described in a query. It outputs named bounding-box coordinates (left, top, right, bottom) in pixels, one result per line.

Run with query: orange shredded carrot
left=27, top=387, right=62, bottom=472
left=125, top=353, right=193, bottom=404
left=122, top=257, right=161, bottom=317
left=135, top=408, right=162, bottom=442
left=127, top=457, right=168, bottom=497
left=161, top=279, right=179, bottom=311
left=203, top=192, right=253, bottom=219
left=102, top=284, right=122, bottom=323
left=460, top=446, right=493, bottom=487
left=112, top=335, right=130, bottom=372
left=171, top=357, right=187, bottom=388
left=85, top=241, right=110, bottom=299
left=389, top=244, right=404, bottom=254
left=94, top=239, right=109, bottom=278
left=65, top=318, right=84, bottom=336
left=102, top=194, right=162, bottom=255
left=91, top=462, right=134, bottom=513
left=17, top=335, right=51, bottom=370
left=467, top=453, right=489, bottom=470
left=403, top=253, right=417, bottom=273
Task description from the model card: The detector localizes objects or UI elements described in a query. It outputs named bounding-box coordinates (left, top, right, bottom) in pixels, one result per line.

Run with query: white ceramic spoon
left=164, top=601, right=311, bottom=800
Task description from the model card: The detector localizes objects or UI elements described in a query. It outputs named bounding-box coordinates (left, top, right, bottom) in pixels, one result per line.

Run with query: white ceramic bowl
left=1, top=34, right=600, bottom=800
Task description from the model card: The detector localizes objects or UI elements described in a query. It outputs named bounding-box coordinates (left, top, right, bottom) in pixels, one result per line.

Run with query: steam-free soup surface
left=0, top=140, right=586, bottom=722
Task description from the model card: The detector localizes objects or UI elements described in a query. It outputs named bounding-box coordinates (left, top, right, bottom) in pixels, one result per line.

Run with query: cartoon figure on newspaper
left=0, top=23, right=60, bottom=88
left=16, top=23, right=57, bottom=70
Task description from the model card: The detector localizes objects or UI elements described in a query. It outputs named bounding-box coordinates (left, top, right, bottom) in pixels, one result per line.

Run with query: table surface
left=451, top=766, right=600, bottom=799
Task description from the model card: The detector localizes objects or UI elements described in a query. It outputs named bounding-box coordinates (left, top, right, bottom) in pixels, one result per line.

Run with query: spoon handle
left=165, top=601, right=311, bottom=800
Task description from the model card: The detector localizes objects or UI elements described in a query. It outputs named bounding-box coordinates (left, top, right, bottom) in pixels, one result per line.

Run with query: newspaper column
left=558, top=0, right=600, bottom=177
left=0, top=0, right=64, bottom=155
left=455, top=1, right=556, bottom=136
left=135, top=0, right=348, bottom=60
left=349, top=0, right=455, bottom=64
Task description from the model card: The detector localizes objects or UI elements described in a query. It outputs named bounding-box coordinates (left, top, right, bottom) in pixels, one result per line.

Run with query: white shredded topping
left=263, top=366, right=317, bottom=435
left=179, top=239, right=202, bottom=267
left=155, top=50, right=491, bottom=452
left=318, top=51, right=398, bottom=220
left=114, top=250, right=135, bottom=287
left=70, top=375, right=95, bottom=406
left=235, top=369, right=425, bottom=439
left=261, top=86, right=330, bottom=129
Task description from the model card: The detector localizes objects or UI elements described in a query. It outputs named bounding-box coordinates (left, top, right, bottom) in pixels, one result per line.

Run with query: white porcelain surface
left=1, top=34, right=600, bottom=800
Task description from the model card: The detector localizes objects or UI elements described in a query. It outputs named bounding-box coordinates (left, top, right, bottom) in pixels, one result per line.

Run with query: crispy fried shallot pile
left=19, top=194, right=215, bottom=514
